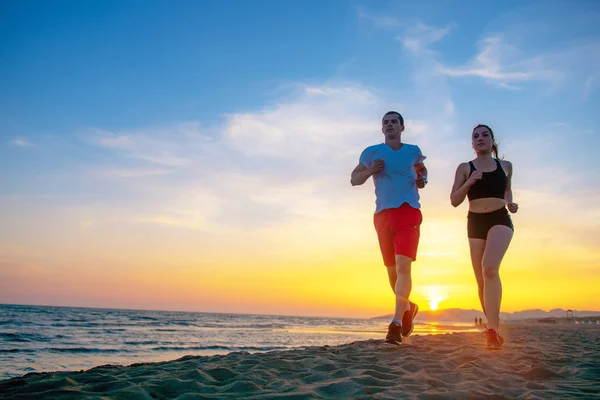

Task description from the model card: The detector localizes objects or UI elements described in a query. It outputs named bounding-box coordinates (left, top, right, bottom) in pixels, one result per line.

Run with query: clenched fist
left=370, top=159, right=385, bottom=175
left=466, top=169, right=483, bottom=186
left=416, top=173, right=427, bottom=189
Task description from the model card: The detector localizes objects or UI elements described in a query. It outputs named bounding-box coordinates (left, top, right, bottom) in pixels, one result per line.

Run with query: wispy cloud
left=440, top=33, right=600, bottom=96
left=84, top=122, right=210, bottom=167
left=11, top=138, right=33, bottom=147
left=356, top=7, right=401, bottom=29
left=91, top=168, right=175, bottom=179
left=401, top=23, right=453, bottom=55
left=95, top=135, right=135, bottom=150
left=440, top=36, right=556, bottom=89
left=223, top=85, right=380, bottom=161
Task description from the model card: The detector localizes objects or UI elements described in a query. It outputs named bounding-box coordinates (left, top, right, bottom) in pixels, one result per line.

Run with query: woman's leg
left=481, top=225, right=513, bottom=330
left=468, top=238, right=487, bottom=316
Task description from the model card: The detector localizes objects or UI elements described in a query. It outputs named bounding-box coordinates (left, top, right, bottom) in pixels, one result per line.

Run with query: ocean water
left=0, top=304, right=477, bottom=380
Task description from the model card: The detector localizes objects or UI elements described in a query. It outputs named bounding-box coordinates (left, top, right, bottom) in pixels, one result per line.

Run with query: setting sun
left=428, top=298, right=441, bottom=311
left=422, top=286, right=448, bottom=311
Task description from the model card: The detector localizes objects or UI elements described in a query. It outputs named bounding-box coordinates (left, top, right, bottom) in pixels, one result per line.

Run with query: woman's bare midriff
left=468, top=197, right=506, bottom=213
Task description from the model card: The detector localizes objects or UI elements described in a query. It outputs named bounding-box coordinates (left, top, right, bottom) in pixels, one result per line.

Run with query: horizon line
left=2, top=302, right=599, bottom=319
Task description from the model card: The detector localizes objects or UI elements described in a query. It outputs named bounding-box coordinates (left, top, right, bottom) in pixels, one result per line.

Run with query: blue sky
left=1, top=0, right=599, bottom=315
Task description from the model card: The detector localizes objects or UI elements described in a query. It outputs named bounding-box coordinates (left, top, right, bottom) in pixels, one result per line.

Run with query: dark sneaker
left=385, top=322, right=402, bottom=345
left=401, top=301, right=419, bottom=337
left=483, top=328, right=504, bottom=350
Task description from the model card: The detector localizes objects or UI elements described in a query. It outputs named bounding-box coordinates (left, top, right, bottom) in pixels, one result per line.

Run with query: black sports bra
left=467, top=159, right=507, bottom=201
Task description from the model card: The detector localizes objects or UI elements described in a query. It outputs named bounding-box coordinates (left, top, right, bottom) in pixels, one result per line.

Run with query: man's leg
left=385, top=257, right=410, bottom=345
left=382, top=206, right=421, bottom=343
left=386, top=265, right=397, bottom=294
left=391, top=255, right=412, bottom=322
left=392, top=206, right=421, bottom=336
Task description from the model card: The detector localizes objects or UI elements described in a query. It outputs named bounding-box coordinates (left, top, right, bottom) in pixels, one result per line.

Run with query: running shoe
left=402, top=301, right=419, bottom=337
left=483, top=328, right=504, bottom=350
left=385, top=322, right=402, bottom=345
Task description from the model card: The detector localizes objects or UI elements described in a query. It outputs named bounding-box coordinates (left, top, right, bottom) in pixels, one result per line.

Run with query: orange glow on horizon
left=1, top=210, right=599, bottom=318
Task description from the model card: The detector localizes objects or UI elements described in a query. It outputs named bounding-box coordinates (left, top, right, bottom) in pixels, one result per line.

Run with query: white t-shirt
left=359, top=143, right=426, bottom=214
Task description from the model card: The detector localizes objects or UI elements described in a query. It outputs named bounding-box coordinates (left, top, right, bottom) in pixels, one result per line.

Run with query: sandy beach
left=1, top=324, right=598, bottom=399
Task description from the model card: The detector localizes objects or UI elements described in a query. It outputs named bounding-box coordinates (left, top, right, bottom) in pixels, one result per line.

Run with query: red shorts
left=374, top=203, right=423, bottom=266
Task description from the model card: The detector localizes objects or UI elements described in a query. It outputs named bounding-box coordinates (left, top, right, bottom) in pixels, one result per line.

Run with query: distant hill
left=372, top=308, right=600, bottom=322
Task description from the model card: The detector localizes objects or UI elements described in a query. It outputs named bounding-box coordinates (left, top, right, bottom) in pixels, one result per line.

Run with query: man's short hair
left=383, top=111, right=404, bottom=125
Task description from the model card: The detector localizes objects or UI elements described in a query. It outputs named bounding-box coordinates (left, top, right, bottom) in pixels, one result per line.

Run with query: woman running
left=450, top=124, right=518, bottom=349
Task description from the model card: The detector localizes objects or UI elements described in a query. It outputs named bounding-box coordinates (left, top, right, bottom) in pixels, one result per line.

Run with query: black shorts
left=467, top=207, right=514, bottom=239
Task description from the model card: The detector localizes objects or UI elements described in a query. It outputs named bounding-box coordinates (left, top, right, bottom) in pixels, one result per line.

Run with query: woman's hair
left=474, top=124, right=501, bottom=159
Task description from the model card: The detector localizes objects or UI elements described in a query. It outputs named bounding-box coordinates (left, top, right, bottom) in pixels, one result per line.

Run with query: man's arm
left=415, top=162, right=428, bottom=189
left=351, top=160, right=384, bottom=186
left=351, top=163, right=372, bottom=186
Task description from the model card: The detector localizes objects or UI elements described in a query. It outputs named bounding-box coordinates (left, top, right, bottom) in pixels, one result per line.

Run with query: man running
left=351, top=111, right=428, bottom=344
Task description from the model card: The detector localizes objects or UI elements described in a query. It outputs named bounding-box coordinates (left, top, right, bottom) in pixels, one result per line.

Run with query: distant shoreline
left=514, top=316, right=600, bottom=325
left=372, top=308, right=600, bottom=323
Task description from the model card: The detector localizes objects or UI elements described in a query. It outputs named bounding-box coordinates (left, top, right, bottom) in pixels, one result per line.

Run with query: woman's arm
left=451, top=163, right=480, bottom=207
left=502, top=160, right=518, bottom=213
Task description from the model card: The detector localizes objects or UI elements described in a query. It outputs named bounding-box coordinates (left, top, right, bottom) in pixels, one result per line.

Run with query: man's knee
left=395, top=255, right=412, bottom=276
